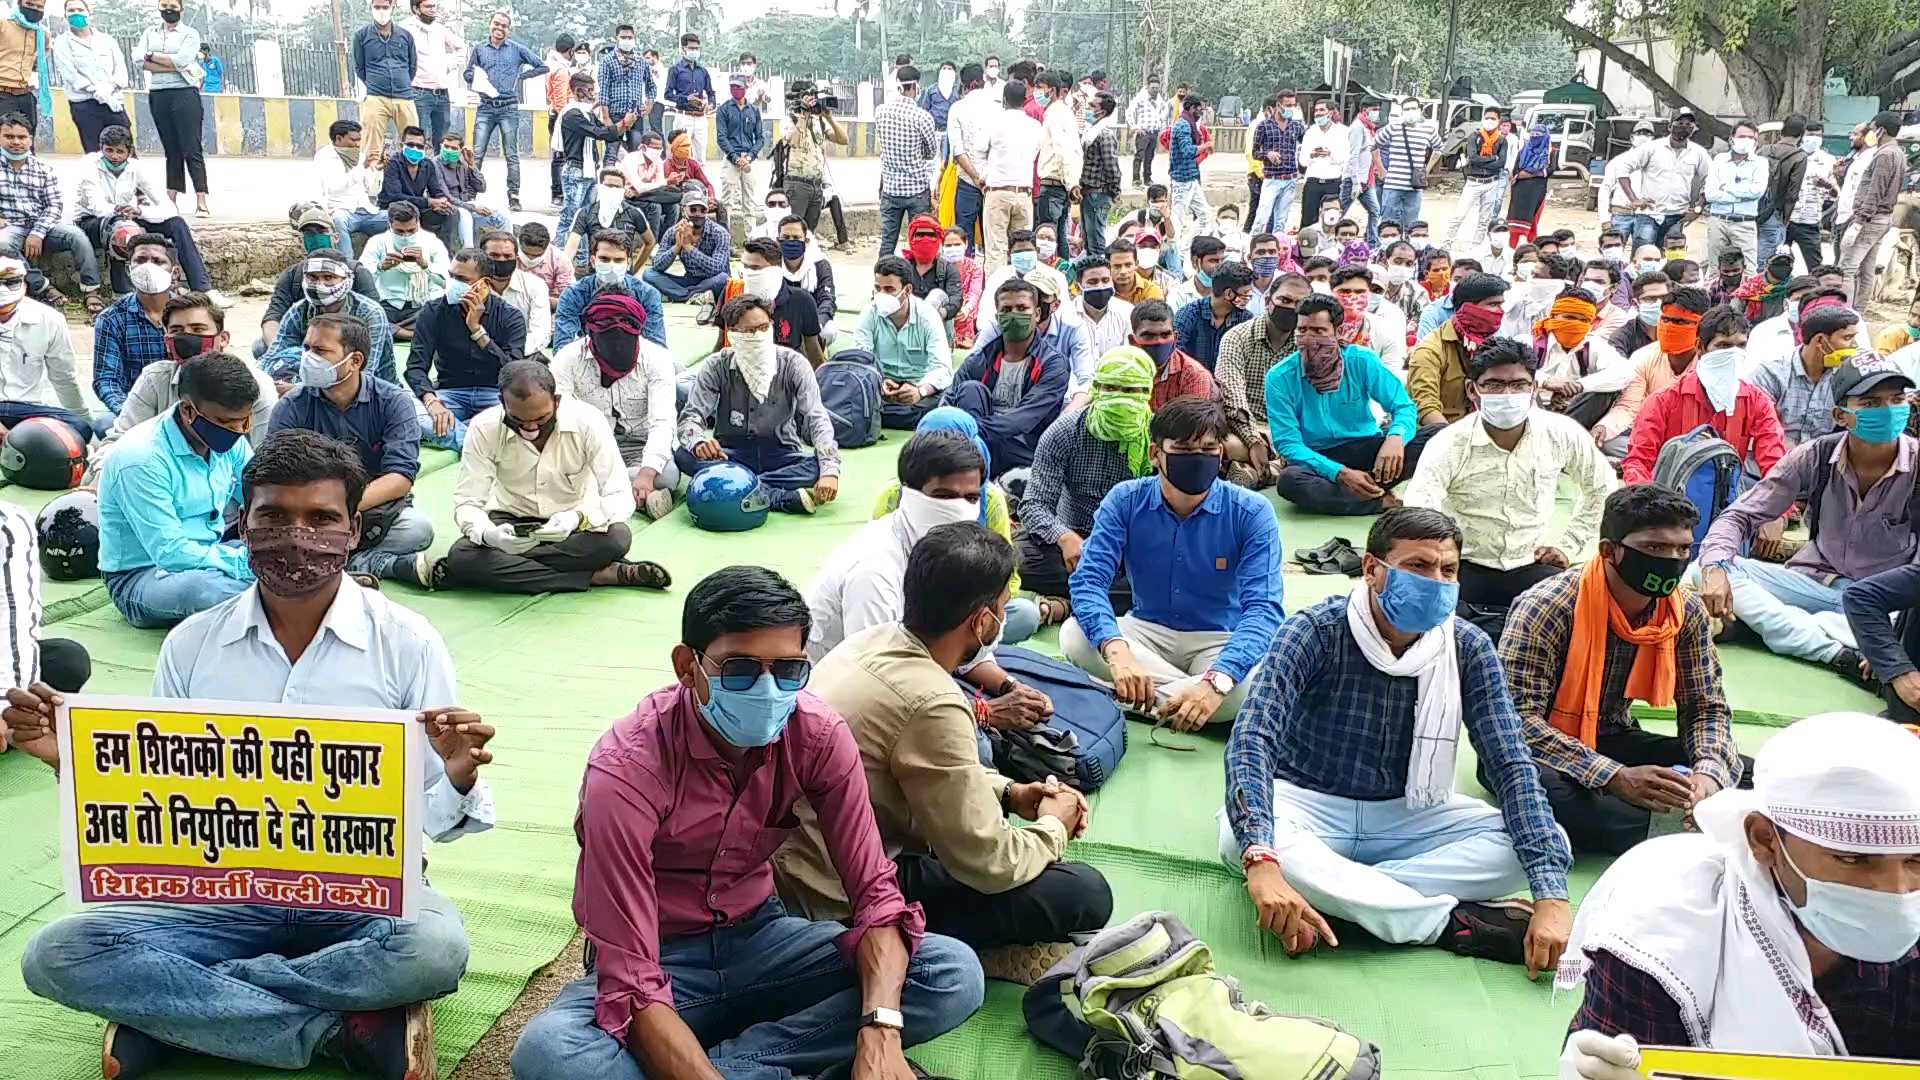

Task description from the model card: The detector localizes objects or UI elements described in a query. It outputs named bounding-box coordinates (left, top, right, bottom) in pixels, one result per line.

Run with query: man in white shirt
left=438, top=361, right=666, bottom=594
left=1127, top=76, right=1167, bottom=188
left=13, top=427, right=496, bottom=1080
left=0, top=255, right=91, bottom=444
left=1785, top=121, right=1835, bottom=271
left=945, top=62, right=998, bottom=255
left=549, top=289, right=679, bottom=520
left=975, top=79, right=1044, bottom=275
left=477, top=229, right=552, bottom=361
left=1404, top=335, right=1617, bottom=618
left=1530, top=284, right=1635, bottom=452
left=1061, top=256, right=1135, bottom=404
left=316, top=119, right=390, bottom=255
left=1296, top=101, right=1349, bottom=233
left=1446, top=108, right=1520, bottom=253
left=74, top=124, right=219, bottom=297
left=1612, top=110, right=1711, bottom=252
left=1034, top=71, right=1082, bottom=261
left=51, top=0, right=131, bottom=151
left=1703, top=121, right=1769, bottom=274
left=400, top=0, right=463, bottom=146
left=358, top=202, right=450, bottom=334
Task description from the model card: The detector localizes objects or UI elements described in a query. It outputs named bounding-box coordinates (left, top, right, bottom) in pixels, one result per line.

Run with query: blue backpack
left=1650, top=424, right=1743, bottom=557
left=815, top=348, right=883, bottom=449
left=983, top=646, right=1127, bottom=792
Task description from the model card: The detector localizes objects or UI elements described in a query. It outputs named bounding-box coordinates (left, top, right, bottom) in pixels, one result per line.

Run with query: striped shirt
left=0, top=503, right=39, bottom=692
left=1377, top=119, right=1437, bottom=191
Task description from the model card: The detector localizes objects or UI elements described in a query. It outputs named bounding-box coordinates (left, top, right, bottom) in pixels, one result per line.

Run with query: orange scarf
left=1548, top=557, right=1683, bottom=747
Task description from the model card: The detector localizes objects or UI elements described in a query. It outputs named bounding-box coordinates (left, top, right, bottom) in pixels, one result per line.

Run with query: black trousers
left=1132, top=130, right=1157, bottom=186
left=421, top=207, right=459, bottom=251
left=41, top=638, right=91, bottom=693
left=379, top=299, right=421, bottom=331
left=1786, top=221, right=1824, bottom=278
left=0, top=91, right=35, bottom=134
left=1555, top=390, right=1616, bottom=431
left=441, top=514, right=632, bottom=594
left=1273, top=423, right=1443, bottom=516
left=1480, top=727, right=1755, bottom=856
left=149, top=87, right=207, bottom=194
left=894, top=854, right=1113, bottom=949
left=1458, top=560, right=1562, bottom=611
left=1299, top=177, right=1341, bottom=231
left=68, top=99, right=131, bottom=152
left=1014, top=524, right=1132, bottom=615
left=79, top=213, right=212, bottom=293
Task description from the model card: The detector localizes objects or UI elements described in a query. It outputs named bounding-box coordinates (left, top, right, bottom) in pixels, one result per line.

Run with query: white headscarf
left=1343, top=582, right=1461, bottom=808
left=1557, top=713, right=1920, bottom=1056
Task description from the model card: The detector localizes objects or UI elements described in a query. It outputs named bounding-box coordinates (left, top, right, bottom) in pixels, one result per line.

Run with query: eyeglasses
left=700, top=653, right=812, bottom=691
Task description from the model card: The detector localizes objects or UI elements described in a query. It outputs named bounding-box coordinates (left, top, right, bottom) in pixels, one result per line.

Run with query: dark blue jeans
left=471, top=102, right=521, bottom=197
left=644, top=268, right=729, bottom=305
left=0, top=400, right=92, bottom=447
left=509, top=898, right=983, bottom=1080
left=674, top=442, right=820, bottom=513
left=878, top=190, right=931, bottom=257
left=1035, top=183, right=1072, bottom=259
left=1081, top=190, right=1113, bottom=257
left=954, top=178, right=985, bottom=255
left=413, top=88, right=450, bottom=146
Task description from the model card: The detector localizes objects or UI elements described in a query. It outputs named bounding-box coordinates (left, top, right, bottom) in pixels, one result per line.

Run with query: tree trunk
left=1554, top=17, right=1732, bottom=139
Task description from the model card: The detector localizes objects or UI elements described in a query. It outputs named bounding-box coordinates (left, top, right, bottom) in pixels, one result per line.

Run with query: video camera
left=787, top=79, right=840, bottom=114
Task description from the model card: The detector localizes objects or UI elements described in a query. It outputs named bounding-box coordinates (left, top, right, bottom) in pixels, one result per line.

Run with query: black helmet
left=0, top=417, right=86, bottom=490
left=36, top=489, right=99, bottom=580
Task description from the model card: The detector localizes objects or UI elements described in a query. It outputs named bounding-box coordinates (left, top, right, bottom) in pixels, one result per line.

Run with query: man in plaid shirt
left=0, top=113, right=105, bottom=311
left=873, top=66, right=937, bottom=258
left=1080, top=92, right=1123, bottom=256
left=597, top=25, right=654, bottom=164
left=1249, top=94, right=1306, bottom=235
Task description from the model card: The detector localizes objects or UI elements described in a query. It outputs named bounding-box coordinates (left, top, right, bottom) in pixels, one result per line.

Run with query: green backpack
left=1023, top=911, right=1381, bottom=1080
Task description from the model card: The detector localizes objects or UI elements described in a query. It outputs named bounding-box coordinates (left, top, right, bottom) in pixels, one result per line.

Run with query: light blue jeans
left=1379, top=187, right=1422, bottom=231
left=510, top=897, right=983, bottom=1080
left=20, top=888, right=469, bottom=1070
left=348, top=506, right=434, bottom=579
left=1253, top=177, right=1297, bottom=234
left=1693, top=558, right=1854, bottom=663
left=105, top=563, right=251, bottom=629
left=1216, top=779, right=1534, bottom=945
left=1002, top=596, right=1041, bottom=646
left=419, top=386, right=500, bottom=453
left=330, top=208, right=389, bottom=257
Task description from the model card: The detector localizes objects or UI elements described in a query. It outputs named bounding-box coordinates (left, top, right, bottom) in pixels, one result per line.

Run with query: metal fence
left=282, top=44, right=350, bottom=99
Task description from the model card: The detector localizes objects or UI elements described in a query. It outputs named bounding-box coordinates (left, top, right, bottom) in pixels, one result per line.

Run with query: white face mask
left=300, top=349, right=345, bottom=388
left=1695, top=346, right=1744, bottom=414
left=1801, top=134, right=1822, bottom=153
left=985, top=65, right=1000, bottom=79
left=1477, top=391, right=1532, bottom=430
left=872, top=291, right=902, bottom=318
left=743, top=265, right=783, bottom=301
left=1481, top=117, right=1498, bottom=131
left=1385, top=263, right=1415, bottom=286
left=130, top=262, right=172, bottom=295
left=1581, top=281, right=1608, bottom=303
left=1776, top=838, right=1920, bottom=963
left=1631, top=132, right=1652, bottom=147
left=1137, top=247, right=1160, bottom=270
left=1731, top=136, right=1756, bottom=156
left=371, top=6, right=392, bottom=25
left=593, top=260, right=625, bottom=284
left=938, top=69, right=955, bottom=94
left=897, top=484, right=978, bottom=538
left=732, top=328, right=773, bottom=364
left=1514, top=260, right=1537, bottom=280
left=740, top=63, right=755, bottom=77
left=1600, top=245, right=1625, bottom=262
left=597, top=188, right=624, bottom=226
left=1320, top=212, right=1339, bottom=228
left=941, top=243, right=965, bottom=262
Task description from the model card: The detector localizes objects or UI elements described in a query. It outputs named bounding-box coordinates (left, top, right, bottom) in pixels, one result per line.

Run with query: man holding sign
left=8, top=430, right=497, bottom=1080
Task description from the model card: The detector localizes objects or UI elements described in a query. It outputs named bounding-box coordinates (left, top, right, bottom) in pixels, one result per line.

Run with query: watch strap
left=860, top=1006, right=904, bottom=1030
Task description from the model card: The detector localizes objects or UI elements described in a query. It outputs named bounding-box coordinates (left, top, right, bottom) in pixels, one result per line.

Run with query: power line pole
left=329, top=0, right=348, bottom=96
left=1438, top=0, right=1460, bottom=126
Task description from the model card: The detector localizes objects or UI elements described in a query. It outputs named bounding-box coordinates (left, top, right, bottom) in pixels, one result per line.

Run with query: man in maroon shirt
left=1556, top=712, right=1920, bottom=1076
left=511, top=566, right=984, bottom=1079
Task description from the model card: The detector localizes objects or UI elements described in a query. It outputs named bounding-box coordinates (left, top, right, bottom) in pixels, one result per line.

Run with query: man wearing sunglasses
left=512, top=566, right=985, bottom=1080
left=782, top=520, right=1110, bottom=985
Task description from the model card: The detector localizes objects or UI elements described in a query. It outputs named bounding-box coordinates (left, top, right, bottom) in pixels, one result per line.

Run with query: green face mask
left=440, top=148, right=461, bottom=164
left=302, top=231, right=332, bottom=252
left=1086, top=391, right=1152, bottom=475
left=996, top=311, right=1035, bottom=342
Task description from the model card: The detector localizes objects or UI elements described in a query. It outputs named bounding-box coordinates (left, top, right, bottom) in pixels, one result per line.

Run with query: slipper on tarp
left=1293, top=537, right=1362, bottom=576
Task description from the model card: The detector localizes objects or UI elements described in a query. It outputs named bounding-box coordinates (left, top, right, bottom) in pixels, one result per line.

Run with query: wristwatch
left=860, top=1006, right=905, bottom=1031
left=1205, top=671, right=1234, bottom=695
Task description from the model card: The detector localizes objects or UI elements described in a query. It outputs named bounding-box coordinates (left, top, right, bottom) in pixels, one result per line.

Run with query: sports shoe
left=335, top=1003, right=436, bottom=1080
left=102, top=1023, right=168, bottom=1079
left=507, top=196, right=523, bottom=212
left=977, top=941, right=1072, bottom=985
left=644, top=487, right=674, bottom=520
left=1435, top=899, right=1532, bottom=966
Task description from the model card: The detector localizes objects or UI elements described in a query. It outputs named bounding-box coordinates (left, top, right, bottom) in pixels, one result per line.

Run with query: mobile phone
left=511, top=522, right=539, bottom=537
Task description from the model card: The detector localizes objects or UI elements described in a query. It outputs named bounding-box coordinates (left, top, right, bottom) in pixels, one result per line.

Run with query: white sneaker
left=644, top=488, right=674, bottom=520
left=206, top=289, right=234, bottom=309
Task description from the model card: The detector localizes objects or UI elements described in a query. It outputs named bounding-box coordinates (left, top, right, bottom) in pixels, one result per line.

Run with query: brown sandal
left=613, top=559, right=672, bottom=590
left=1036, top=597, right=1069, bottom=625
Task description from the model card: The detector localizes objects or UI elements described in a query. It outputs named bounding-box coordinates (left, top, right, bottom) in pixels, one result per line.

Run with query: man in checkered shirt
left=0, top=112, right=105, bottom=310
left=872, top=65, right=937, bottom=259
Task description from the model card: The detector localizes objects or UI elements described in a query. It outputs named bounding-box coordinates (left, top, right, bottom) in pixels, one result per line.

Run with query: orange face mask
left=1550, top=321, right=1591, bottom=349
left=1657, top=309, right=1700, bottom=355
left=1424, top=268, right=1451, bottom=295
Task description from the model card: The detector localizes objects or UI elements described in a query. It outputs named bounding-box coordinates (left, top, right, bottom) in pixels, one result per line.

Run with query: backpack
left=1650, top=424, right=1744, bottom=556
left=1023, top=911, right=1381, bottom=1080
left=976, top=645, right=1126, bottom=791
left=815, top=348, right=883, bottom=449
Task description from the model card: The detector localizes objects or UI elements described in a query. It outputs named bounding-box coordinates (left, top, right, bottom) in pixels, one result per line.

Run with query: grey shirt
left=1702, top=433, right=1920, bottom=583
left=677, top=346, right=842, bottom=477
left=1747, top=354, right=1838, bottom=449
left=993, top=357, right=1031, bottom=408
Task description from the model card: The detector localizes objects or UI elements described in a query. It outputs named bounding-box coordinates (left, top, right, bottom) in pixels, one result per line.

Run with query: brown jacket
left=1406, top=319, right=1471, bottom=423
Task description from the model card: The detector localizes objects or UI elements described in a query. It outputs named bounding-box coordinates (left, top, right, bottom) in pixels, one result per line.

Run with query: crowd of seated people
left=4, top=94, right=1920, bottom=1080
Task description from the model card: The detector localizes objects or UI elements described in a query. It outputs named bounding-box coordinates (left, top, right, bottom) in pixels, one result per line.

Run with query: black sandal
left=613, top=559, right=672, bottom=590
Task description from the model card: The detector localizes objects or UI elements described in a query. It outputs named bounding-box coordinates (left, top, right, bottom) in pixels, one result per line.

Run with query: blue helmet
left=685, top=462, right=771, bottom=532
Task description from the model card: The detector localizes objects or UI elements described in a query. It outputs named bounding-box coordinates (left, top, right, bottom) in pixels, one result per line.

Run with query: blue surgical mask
left=0, top=147, right=28, bottom=163
left=1638, top=300, right=1661, bottom=326
left=1375, top=564, right=1458, bottom=634
left=1195, top=268, right=1213, bottom=289
left=1636, top=259, right=1663, bottom=275
left=189, top=413, right=244, bottom=454
left=698, top=671, right=798, bottom=747
left=445, top=279, right=470, bottom=305
left=401, top=145, right=426, bottom=164
left=67, top=13, right=87, bottom=28
left=1010, top=250, right=1037, bottom=273
left=1846, top=402, right=1911, bottom=444
left=1034, top=89, right=1051, bottom=106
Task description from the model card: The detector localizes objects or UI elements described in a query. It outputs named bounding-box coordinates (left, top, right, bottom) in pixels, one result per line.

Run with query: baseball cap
left=1633, top=119, right=1655, bottom=134
left=1833, top=353, right=1915, bottom=401
left=1023, top=264, right=1069, bottom=299
left=289, top=202, right=331, bottom=231
left=1674, top=108, right=1698, bottom=121
left=680, top=188, right=710, bottom=209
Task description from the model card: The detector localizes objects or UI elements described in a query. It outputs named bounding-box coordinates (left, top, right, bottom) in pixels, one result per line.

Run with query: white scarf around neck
left=1343, top=582, right=1462, bottom=808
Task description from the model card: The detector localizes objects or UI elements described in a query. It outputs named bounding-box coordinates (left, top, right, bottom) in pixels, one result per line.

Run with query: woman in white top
left=51, top=0, right=129, bottom=151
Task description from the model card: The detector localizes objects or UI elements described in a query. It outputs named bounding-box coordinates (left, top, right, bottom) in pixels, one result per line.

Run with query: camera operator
left=780, top=81, right=847, bottom=233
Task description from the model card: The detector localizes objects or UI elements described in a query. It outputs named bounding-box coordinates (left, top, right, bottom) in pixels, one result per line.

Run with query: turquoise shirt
left=1263, top=343, right=1417, bottom=481
left=97, top=405, right=253, bottom=579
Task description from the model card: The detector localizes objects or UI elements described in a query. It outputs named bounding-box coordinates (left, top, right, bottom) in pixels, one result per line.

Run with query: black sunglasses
left=700, top=652, right=811, bottom=691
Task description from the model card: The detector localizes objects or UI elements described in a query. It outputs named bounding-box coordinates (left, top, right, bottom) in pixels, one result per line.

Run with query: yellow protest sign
left=56, top=695, right=424, bottom=920
left=1639, top=1046, right=1920, bottom=1078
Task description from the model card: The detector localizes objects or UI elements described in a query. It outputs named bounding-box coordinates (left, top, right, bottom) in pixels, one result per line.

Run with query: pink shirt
left=573, top=683, right=924, bottom=1044
left=522, top=245, right=572, bottom=309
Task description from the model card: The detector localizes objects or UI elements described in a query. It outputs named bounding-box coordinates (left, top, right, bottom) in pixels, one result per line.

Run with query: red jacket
left=1621, top=371, right=1787, bottom=484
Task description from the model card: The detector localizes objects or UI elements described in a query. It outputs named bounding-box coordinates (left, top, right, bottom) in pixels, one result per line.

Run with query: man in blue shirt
left=378, top=125, right=460, bottom=249
left=1166, top=96, right=1209, bottom=239
left=1269, top=293, right=1439, bottom=515
left=350, top=0, right=417, bottom=166
left=96, top=353, right=259, bottom=628
left=643, top=189, right=731, bottom=308
left=1220, top=507, right=1574, bottom=972
left=1173, top=260, right=1254, bottom=371
left=715, top=75, right=764, bottom=247
left=596, top=24, right=654, bottom=162
left=553, top=230, right=668, bottom=352
left=1062, top=397, right=1281, bottom=729
left=664, top=32, right=716, bottom=161
left=268, top=312, right=433, bottom=586
left=463, top=10, right=546, bottom=210
left=942, top=278, right=1072, bottom=475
